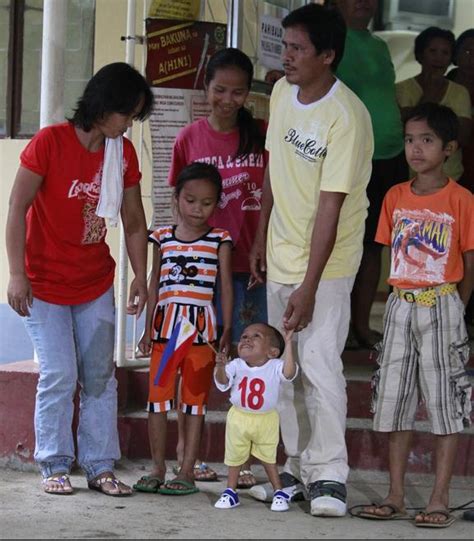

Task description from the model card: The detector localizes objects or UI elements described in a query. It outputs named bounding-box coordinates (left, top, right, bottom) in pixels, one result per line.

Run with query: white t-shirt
left=214, top=357, right=297, bottom=413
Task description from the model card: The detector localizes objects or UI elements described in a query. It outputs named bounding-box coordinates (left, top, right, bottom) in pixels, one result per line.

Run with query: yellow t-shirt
left=266, top=78, right=374, bottom=284
left=395, top=77, right=472, bottom=180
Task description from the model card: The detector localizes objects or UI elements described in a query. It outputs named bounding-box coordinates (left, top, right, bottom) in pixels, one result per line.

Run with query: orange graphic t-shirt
left=376, top=179, right=474, bottom=289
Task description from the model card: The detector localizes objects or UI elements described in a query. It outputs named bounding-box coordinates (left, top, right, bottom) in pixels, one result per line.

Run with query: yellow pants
left=224, top=406, right=279, bottom=466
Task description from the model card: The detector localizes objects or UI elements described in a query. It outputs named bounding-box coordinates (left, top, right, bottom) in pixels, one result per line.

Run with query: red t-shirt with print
left=20, top=122, right=141, bottom=304
left=168, top=117, right=267, bottom=273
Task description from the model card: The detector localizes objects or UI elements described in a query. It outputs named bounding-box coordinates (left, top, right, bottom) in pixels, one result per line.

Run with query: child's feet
left=215, top=488, right=240, bottom=509
left=415, top=508, right=456, bottom=528
left=271, top=490, right=290, bottom=512
left=158, top=470, right=199, bottom=495
left=133, top=467, right=166, bottom=493
left=357, top=501, right=407, bottom=519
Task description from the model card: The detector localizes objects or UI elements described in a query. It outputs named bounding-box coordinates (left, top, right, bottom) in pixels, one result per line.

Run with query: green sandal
left=158, top=479, right=199, bottom=495
left=133, top=475, right=165, bottom=493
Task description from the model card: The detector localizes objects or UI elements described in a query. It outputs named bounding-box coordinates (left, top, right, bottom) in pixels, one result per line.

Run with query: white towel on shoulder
left=96, top=136, right=124, bottom=227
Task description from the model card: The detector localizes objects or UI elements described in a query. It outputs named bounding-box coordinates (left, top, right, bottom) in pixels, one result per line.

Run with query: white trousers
left=267, top=277, right=355, bottom=485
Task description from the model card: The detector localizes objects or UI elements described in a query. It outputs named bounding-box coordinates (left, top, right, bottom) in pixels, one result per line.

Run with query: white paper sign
left=258, top=14, right=285, bottom=70
left=149, top=87, right=211, bottom=228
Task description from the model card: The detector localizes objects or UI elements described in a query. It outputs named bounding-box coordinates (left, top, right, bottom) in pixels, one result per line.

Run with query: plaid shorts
left=372, top=290, right=472, bottom=435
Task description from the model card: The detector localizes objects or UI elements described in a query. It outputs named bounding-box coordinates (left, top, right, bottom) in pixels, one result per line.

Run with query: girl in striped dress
left=134, top=162, right=233, bottom=495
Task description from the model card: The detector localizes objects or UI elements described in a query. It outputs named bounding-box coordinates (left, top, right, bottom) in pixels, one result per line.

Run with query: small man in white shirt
left=214, top=323, right=298, bottom=511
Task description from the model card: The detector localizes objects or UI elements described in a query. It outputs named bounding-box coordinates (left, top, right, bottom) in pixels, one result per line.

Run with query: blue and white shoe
left=271, top=490, right=290, bottom=512
left=214, top=488, right=240, bottom=509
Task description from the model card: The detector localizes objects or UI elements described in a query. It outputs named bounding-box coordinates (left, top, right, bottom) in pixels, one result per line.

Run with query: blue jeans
left=24, top=286, right=120, bottom=480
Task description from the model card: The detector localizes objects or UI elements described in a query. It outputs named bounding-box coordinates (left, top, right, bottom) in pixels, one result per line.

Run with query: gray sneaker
left=249, top=472, right=305, bottom=503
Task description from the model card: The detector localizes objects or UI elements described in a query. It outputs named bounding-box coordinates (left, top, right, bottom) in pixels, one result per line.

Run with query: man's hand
left=7, top=274, right=33, bottom=317
left=249, top=234, right=267, bottom=285
left=127, top=277, right=147, bottom=317
left=283, top=284, right=316, bottom=332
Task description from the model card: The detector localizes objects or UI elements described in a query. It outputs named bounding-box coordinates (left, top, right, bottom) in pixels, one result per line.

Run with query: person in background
left=330, top=0, right=407, bottom=350
left=250, top=4, right=373, bottom=517
left=167, top=47, right=268, bottom=489
left=6, top=62, right=153, bottom=496
left=396, top=27, right=472, bottom=182
left=447, top=28, right=474, bottom=186
left=447, top=28, right=474, bottom=337
left=359, top=103, right=473, bottom=528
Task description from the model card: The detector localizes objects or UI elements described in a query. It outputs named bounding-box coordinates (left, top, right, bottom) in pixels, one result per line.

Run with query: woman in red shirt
left=6, top=62, right=153, bottom=496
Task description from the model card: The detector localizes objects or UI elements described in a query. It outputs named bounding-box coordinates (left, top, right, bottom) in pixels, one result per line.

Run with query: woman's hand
left=127, top=277, right=148, bottom=317
left=7, top=273, right=33, bottom=317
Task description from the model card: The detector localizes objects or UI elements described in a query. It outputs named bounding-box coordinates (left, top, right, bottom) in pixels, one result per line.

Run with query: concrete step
left=2, top=357, right=473, bottom=476
left=118, top=361, right=474, bottom=421
left=117, top=408, right=474, bottom=476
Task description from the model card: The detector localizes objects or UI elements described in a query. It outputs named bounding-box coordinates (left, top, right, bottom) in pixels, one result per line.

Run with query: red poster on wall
left=146, top=19, right=226, bottom=89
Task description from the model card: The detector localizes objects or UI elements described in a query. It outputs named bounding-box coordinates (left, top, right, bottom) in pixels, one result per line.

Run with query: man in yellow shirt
left=250, top=3, right=373, bottom=518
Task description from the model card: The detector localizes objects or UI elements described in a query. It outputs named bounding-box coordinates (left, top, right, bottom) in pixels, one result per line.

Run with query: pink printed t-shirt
left=168, top=117, right=267, bottom=273
left=376, top=179, right=474, bottom=289
left=21, top=122, right=141, bottom=304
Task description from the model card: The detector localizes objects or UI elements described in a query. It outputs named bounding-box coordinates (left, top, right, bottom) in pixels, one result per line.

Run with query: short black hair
left=71, top=62, right=154, bottom=131
left=175, top=162, right=223, bottom=201
left=404, top=103, right=459, bottom=146
left=453, top=28, right=474, bottom=65
left=265, top=324, right=286, bottom=358
left=282, top=3, right=346, bottom=71
left=414, top=27, right=455, bottom=64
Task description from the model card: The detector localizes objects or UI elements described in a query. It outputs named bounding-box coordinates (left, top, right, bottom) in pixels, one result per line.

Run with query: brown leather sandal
left=88, top=473, right=132, bottom=497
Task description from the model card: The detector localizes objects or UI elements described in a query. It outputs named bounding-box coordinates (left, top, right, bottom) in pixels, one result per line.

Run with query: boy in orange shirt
left=360, top=103, right=473, bottom=528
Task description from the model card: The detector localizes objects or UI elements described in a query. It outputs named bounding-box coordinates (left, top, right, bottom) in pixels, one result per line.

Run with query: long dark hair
left=205, top=48, right=265, bottom=160
left=71, top=62, right=154, bottom=131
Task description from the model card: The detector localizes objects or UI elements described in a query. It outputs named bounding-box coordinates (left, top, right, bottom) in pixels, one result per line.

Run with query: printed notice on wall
left=146, top=19, right=226, bottom=227
left=258, top=13, right=286, bottom=70
left=148, top=0, right=201, bottom=21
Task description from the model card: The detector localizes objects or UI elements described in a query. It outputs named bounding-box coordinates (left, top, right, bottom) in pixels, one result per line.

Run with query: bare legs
left=148, top=411, right=204, bottom=488
left=415, top=433, right=459, bottom=526
left=225, top=461, right=280, bottom=492
left=362, top=430, right=459, bottom=524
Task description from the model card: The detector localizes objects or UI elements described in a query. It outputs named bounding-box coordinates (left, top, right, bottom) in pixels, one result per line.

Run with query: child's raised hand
left=215, top=350, right=229, bottom=367
left=282, top=328, right=294, bottom=344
